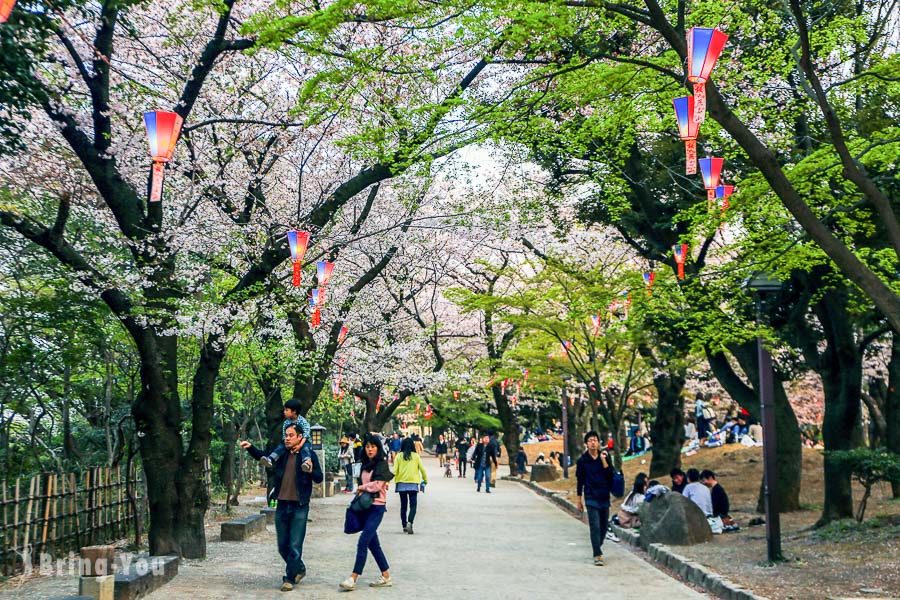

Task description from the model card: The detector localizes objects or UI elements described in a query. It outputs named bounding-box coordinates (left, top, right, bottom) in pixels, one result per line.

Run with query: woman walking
left=393, top=437, right=428, bottom=534
left=340, top=433, right=394, bottom=591
left=338, top=437, right=354, bottom=493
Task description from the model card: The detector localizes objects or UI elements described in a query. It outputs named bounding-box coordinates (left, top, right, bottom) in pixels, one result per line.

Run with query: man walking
left=435, top=434, right=448, bottom=467
left=455, top=434, right=470, bottom=478
left=471, top=434, right=497, bottom=493
left=575, top=431, right=614, bottom=566
left=488, top=432, right=501, bottom=486
left=240, top=424, right=323, bottom=591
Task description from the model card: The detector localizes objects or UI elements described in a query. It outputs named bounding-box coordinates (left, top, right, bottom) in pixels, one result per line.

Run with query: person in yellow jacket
left=393, top=437, right=428, bottom=534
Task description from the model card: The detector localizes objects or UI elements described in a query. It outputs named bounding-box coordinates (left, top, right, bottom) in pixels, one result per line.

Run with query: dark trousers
left=458, top=457, right=467, bottom=477
left=275, top=501, right=309, bottom=583
left=398, top=490, right=418, bottom=526
left=476, top=465, right=491, bottom=491
left=342, top=464, right=353, bottom=490
left=353, top=505, right=389, bottom=575
left=586, top=505, right=610, bottom=557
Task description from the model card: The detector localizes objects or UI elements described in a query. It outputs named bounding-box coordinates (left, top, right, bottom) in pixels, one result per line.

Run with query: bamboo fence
left=0, top=464, right=146, bottom=576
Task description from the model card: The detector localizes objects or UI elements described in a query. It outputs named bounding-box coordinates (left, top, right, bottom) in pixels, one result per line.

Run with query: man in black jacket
left=575, top=430, right=614, bottom=566
left=471, top=434, right=497, bottom=493
left=455, top=435, right=469, bottom=478
left=240, top=424, right=323, bottom=591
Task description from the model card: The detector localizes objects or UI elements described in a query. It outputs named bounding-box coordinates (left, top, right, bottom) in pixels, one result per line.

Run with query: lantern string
left=54, top=8, right=111, bottom=66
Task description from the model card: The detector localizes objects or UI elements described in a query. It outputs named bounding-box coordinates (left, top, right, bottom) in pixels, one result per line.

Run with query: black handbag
left=344, top=507, right=364, bottom=534
left=349, top=491, right=374, bottom=512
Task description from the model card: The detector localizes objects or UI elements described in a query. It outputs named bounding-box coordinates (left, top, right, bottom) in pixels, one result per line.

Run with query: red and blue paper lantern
left=673, top=96, right=700, bottom=174
left=316, top=260, right=335, bottom=302
left=673, top=243, right=689, bottom=280
left=699, top=157, right=724, bottom=201
left=686, top=27, right=728, bottom=123
left=1, top=0, right=17, bottom=23
left=643, top=271, right=656, bottom=294
left=286, top=230, right=310, bottom=287
left=715, top=184, right=735, bottom=211
left=143, top=110, right=183, bottom=203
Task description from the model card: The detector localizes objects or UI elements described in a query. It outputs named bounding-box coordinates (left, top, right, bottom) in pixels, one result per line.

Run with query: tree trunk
left=131, top=326, right=220, bottom=558
left=813, top=289, right=862, bottom=526
left=491, top=385, right=520, bottom=477
left=710, top=342, right=803, bottom=513
left=218, top=416, right=238, bottom=507
left=888, top=333, right=900, bottom=498
left=649, top=370, right=685, bottom=479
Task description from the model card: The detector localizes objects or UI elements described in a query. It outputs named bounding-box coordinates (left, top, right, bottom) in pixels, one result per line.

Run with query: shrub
left=826, top=448, right=900, bottom=522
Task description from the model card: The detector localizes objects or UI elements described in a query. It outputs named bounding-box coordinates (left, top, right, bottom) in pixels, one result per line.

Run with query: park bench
left=220, top=513, right=266, bottom=541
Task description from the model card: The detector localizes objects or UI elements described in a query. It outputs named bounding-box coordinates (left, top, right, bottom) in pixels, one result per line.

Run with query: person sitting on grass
left=670, top=468, right=687, bottom=494
left=700, top=469, right=739, bottom=532
left=616, top=473, right=648, bottom=529
left=259, top=398, right=313, bottom=469
left=682, top=468, right=713, bottom=516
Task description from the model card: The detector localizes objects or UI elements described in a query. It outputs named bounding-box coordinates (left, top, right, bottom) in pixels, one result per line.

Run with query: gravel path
left=1, top=458, right=707, bottom=599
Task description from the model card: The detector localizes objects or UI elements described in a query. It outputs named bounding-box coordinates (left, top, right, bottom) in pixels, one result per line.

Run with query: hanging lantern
left=424, top=404, right=434, bottom=420
left=673, top=243, right=689, bottom=280
left=1, top=0, right=17, bottom=22
left=521, top=368, right=529, bottom=381
left=143, top=111, right=183, bottom=203
left=561, top=340, right=572, bottom=355
left=286, top=230, right=311, bottom=287
left=308, top=290, right=321, bottom=328
left=643, top=271, right=656, bottom=295
left=620, top=290, right=632, bottom=320
left=338, top=324, right=349, bottom=345
left=715, top=184, right=735, bottom=211
left=699, top=157, right=724, bottom=201
left=673, top=96, right=700, bottom=174
left=453, top=390, right=460, bottom=400
left=686, top=27, right=729, bottom=123
left=316, top=260, right=335, bottom=302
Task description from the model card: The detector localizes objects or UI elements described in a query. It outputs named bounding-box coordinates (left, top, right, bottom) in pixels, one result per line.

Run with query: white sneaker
left=606, top=531, right=620, bottom=542
left=339, top=577, right=356, bottom=591
left=369, top=575, right=393, bottom=588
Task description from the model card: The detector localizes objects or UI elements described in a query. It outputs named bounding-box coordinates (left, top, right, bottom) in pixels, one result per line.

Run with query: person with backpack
left=455, top=435, right=470, bottom=478
left=575, top=430, right=616, bottom=566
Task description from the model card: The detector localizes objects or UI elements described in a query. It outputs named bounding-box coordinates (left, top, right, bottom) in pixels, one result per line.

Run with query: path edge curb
left=501, top=476, right=770, bottom=600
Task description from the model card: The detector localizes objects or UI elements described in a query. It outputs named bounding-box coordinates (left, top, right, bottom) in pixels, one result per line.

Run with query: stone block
left=80, top=546, right=115, bottom=577
left=529, top=464, right=560, bottom=483
left=260, top=507, right=276, bottom=525
left=79, top=574, right=114, bottom=600
left=220, top=513, right=266, bottom=541
left=113, top=555, right=179, bottom=600
left=47, top=597, right=93, bottom=600
left=638, top=492, right=713, bottom=548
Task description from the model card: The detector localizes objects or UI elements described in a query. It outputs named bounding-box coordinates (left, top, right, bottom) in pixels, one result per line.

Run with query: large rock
left=638, top=492, right=713, bottom=549
left=529, top=464, right=560, bottom=483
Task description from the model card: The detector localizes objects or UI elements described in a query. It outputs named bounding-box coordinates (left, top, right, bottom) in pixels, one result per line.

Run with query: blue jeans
left=343, top=463, right=353, bottom=490
left=353, top=505, right=389, bottom=575
left=586, top=505, right=609, bottom=557
left=476, top=465, right=491, bottom=491
left=275, top=501, right=309, bottom=583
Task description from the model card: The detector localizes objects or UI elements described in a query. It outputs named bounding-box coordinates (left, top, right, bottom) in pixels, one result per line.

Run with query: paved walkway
left=144, top=457, right=706, bottom=599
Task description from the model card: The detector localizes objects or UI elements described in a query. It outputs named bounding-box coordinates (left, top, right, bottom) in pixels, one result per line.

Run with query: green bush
left=826, top=448, right=900, bottom=522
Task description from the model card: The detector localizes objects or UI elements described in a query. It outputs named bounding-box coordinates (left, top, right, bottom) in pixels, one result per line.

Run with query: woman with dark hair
left=616, top=473, right=648, bottom=529
left=393, top=437, right=428, bottom=534
left=340, top=433, right=394, bottom=591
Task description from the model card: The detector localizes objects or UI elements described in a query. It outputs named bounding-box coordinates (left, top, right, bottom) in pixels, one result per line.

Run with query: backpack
left=702, top=405, right=717, bottom=421
left=611, top=471, right=626, bottom=498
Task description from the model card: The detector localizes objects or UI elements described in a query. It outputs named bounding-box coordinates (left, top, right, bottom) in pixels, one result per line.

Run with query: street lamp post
left=561, top=387, right=569, bottom=479
left=745, top=273, right=784, bottom=563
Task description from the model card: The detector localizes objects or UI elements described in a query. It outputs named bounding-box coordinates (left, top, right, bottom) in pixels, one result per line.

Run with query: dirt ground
left=538, top=445, right=900, bottom=600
